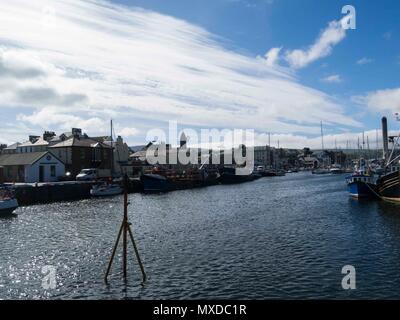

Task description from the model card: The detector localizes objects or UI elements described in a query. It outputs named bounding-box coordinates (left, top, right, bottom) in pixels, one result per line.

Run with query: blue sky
left=0, top=0, right=399, bottom=148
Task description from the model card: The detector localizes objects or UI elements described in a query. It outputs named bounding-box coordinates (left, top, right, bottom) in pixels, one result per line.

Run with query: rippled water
left=2, top=172, right=400, bottom=299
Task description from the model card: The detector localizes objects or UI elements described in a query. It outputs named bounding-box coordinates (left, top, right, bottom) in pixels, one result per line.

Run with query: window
left=50, top=165, right=56, bottom=177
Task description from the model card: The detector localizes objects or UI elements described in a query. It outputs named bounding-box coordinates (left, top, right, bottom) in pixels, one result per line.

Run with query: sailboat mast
left=110, top=119, right=114, bottom=175
left=320, top=121, right=325, bottom=151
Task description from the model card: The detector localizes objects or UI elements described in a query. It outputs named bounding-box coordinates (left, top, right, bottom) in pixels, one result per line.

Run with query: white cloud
left=321, top=74, right=342, bottom=83
left=260, top=47, right=281, bottom=67
left=285, top=16, right=349, bottom=69
left=119, top=127, right=139, bottom=137
left=354, top=88, right=400, bottom=113
left=0, top=0, right=360, bottom=145
left=16, top=107, right=105, bottom=132
left=357, top=57, right=373, bottom=65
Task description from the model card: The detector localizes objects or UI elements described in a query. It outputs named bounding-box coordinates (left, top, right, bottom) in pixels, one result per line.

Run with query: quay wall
left=14, top=182, right=94, bottom=206
left=12, top=178, right=143, bottom=206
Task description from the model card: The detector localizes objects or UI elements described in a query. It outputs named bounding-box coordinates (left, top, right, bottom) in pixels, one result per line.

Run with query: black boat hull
left=377, top=171, right=400, bottom=202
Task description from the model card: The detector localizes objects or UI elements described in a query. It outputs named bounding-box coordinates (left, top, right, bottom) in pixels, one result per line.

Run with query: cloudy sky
left=0, top=0, right=399, bottom=149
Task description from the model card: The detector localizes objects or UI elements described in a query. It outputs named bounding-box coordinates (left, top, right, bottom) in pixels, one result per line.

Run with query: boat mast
left=376, top=129, right=379, bottom=160
left=320, top=121, right=324, bottom=151
left=110, top=119, right=114, bottom=175
left=320, top=121, right=325, bottom=167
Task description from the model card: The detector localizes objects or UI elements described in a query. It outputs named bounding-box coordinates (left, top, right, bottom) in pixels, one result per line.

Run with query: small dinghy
left=90, top=183, right=123, bottom=197
left=0, top=187, right=19, bottom=216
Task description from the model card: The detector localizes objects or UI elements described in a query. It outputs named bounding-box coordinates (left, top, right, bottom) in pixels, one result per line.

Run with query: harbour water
left=2, top=172, right=400, bottom=299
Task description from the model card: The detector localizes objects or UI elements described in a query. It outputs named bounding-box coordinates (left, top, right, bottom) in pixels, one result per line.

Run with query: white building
left=0, top=151, right=65, bottom=183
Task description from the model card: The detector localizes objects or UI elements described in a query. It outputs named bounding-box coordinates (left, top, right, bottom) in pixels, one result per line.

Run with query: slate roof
left=49, top=137, right=112, bottom=149
left=3, top=142, right=21, bottom=150
left=0, top=152, right=49, bottom=166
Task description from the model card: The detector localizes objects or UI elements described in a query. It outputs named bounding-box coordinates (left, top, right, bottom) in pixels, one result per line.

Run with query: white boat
left=90, top=184, right=123, bottom=197
left=0, top=188, right=19, bottom=216
left=312, top=168, right=331, bottom=175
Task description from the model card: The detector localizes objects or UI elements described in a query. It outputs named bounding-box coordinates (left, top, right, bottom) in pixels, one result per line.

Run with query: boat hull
left=377, top=171, right=400, bottom=202
left=348, top=181, right=377, bottom=199
left=141, top=174, right=169, bottom=193
left=0, top=198, right=19, bottom=216
left=90, top=185, right=123, bottom=197
left=219, top=173, right=255, bottom=184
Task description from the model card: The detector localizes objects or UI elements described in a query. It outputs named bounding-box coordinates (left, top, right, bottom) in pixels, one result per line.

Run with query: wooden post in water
left=104, top=174, right=147, bottom=284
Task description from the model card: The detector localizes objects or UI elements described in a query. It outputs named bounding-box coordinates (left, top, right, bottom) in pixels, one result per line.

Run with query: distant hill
left=129, top=145, right=146, bottom=153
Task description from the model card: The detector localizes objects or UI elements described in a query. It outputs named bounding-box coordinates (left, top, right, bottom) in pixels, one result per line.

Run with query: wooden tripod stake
left=104, top=175, right=147, bottom=284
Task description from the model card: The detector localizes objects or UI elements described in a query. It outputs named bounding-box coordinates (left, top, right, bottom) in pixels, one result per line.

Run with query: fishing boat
left=375, top=117, right=400, bottom=202
left=0, top=187, right=19, bottom=216
left=90, top=183, right=123, bottom=197
left=141, top=173, right=169, bottom=193
left=376, top=164, right=400, bottom=202
left=346, top=169, right=378, bottom=199
left=219, top=167, right=255, bottom=184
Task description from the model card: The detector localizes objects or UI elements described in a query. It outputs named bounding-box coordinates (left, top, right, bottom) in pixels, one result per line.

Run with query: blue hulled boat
left=140, top=174, right=169, bottom=193
left=346, top=170, right=378, bottom=199
left=0, top=186, right=19, bottom=216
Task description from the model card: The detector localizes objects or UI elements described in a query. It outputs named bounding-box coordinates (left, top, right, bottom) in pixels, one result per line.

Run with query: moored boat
left=219, top=167, right=255, bottom=184
left=376, top=165, right=400, bottom=202
left=346, top=171, right=378, bottom=199
left=140, top=173, right=169, bottom=193
left=90, top=183, right=123, bottom=197
left=375, top=117, right=400, bottom=202
left=330, top=167, right=344, bottom=174
left=0, top=187, right=19, bottom=216
left=312, top=168, right=330, bottom=175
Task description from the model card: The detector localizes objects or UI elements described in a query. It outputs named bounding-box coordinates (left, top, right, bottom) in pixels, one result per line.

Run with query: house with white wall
left=0, top=151, right=65, bottom=183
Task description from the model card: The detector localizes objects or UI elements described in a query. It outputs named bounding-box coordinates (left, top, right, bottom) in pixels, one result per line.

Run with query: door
left=39, top=166, right=45, bottom=182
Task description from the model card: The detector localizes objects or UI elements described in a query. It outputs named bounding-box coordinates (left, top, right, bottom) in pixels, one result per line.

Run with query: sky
left=0, top=0, right=400, bottom=149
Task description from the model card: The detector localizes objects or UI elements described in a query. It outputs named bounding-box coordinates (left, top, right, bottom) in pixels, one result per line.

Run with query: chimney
left=43, top=131, right=56, bottom=141
left=72, top=128, right=82, bottom=137
left=382, top=116, right=389, bottom=162
left=29, top=135, right=40, bottom=144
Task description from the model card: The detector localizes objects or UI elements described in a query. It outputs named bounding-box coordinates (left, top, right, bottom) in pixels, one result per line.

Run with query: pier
left=9, top=179, right=142, bottom=206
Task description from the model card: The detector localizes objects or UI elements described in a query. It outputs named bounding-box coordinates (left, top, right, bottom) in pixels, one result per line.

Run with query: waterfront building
left=95, top=135, right=131, bottom=174
left=49, top=137, right=113, bottom=177
left=254, top=146, right=276, bottom=168
left=0, top=151, right=65, bottom=183
left=298, top=156, right=319, bottom=169
left=1, top=143, right=21, bottom=154
left=0, top=144, right=7, bottom=154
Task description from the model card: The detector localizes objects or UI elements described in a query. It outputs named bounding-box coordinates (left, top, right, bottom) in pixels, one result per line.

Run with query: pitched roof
left=49, top=137, right=112, bottom=149
left=18, top=140, right=35, bottom=147
left=4, top=142, right=21, bottom=150
left=0, top=152, right=49, bottom=166
left=33, top=137, right=49, bottom=146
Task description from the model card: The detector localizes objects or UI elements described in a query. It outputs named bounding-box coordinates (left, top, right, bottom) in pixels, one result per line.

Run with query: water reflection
left=1, top=173, right=400, bottom=299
